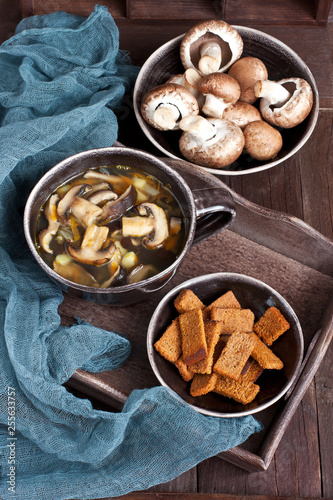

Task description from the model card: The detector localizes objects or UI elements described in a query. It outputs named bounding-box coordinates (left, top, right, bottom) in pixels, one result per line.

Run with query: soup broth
left=35, top=165, right=186, bottom=288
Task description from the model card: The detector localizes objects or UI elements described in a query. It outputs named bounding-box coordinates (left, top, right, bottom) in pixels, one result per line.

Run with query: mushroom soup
left=35, top=165, right=185, bottom=288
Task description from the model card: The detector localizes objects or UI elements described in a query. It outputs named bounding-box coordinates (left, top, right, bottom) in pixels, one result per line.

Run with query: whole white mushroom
left=179, top=115, right=245, bottom=169
left=254, top=77, right=314, bottom=128
left=141, top=83, right=199, bottom=131
left=180, top=20, right=243, bottom=76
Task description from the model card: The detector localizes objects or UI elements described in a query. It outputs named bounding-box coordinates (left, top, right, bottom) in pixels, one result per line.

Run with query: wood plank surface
left=105, top=495, right=326, bottom=500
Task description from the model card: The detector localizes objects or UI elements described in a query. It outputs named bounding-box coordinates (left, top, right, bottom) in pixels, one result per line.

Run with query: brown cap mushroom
left=141, top=83, right=199, bottom=131
left=97, top=184, right=137, bottom=224
left=56, top=184, right=91, bottom=225
left=53, top=254, right=98, bottom=287
left=83, top=170, right=130, bottom=191
left=222, top=102, right=262, bottom=129
left=180, top=20, right=243, bottom=75
left=128, top=264, right=158, bottom=284
left=228, top=56, right=268, bottom=104
left=67, top=224, right=116, bottom=266
left=179, top=115, right=245, bottom=169
left=87, top=189, right=118, bottom=205
left=243, top=120, right=283, bottom=161
left=38, top=194, right=60, bottom=254
left=198, top=72, right=241, bottom=118
left=254, top=77, right=313, bottom=128
left=136, top=203, right=169, bottom=249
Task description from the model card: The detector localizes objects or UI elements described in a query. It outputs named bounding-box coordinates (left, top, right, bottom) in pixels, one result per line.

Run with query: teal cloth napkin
left=0, top=6, right=262, bottom=499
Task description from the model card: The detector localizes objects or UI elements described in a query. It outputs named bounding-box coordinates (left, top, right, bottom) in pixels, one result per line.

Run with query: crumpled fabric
left=0, top=6, right=262, bottom=500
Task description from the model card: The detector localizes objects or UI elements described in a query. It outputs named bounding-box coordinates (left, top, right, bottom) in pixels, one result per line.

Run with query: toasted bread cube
left=240, top=358, right=264, bottom=383
left=174, top=289, right=205, bottom=314
left=154, top=318, right=182, bottom=363
left=254, top=307, right=290, bottom=346
left=214, top=375, right=260, bottom=405
left=190, top=373, right=219, bottom=397
left=174, top=356, right=194, bottom=382
left=179, top=308, right=207, bottom=366
left=213, top=331, right=256, bottom=380
left=203, top=290, right=241, bottom=319
left=190, top=321, right=221, bottom=374
left=250, top=332, right=284, bottom=369
left=210, top=308, right=255, bottom=334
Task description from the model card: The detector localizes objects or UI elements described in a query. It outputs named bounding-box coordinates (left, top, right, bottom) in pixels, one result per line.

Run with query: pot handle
left=192, top=187, right=236, bottom=244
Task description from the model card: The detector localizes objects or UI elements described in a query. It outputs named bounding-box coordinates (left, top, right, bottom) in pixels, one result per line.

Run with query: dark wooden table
left=1, top=2, right=333, bottom=499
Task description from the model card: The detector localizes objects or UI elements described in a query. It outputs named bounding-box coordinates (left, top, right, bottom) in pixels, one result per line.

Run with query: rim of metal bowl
left=147, top=272, right=304, bottom=418
left=133, top=28, right=319, bottom=177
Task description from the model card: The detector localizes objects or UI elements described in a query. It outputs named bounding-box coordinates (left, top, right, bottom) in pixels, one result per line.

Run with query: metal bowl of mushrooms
left=133, top=21, right=319, bottom=176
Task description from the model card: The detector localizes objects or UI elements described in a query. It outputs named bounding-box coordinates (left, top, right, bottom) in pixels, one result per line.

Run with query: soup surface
left=36, top=165, right=185, bottom=288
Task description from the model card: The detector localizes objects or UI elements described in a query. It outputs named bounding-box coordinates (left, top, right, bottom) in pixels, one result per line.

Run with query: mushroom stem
left=179, top=115, right=216, bottom=144
left=198, top=41, right=222, bottom=75
left=184, top=68, right=202, bottom=91
left=153, top=104, right=181, bottom=130
left=122, top=216, right=155, bottom=237
left=254, top=80, right=292, bottom=107
left=202, top=93, right=230, bottom=119
left=70, top=197, right=103, bottom=227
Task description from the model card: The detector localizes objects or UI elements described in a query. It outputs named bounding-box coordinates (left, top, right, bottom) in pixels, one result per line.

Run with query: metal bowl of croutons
left=147, top=272, right=304, bottom=418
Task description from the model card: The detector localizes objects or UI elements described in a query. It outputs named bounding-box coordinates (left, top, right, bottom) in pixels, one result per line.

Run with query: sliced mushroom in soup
left=35, top=165, right=185, bottom=288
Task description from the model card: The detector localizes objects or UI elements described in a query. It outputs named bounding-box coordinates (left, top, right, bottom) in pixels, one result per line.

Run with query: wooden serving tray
left=62, top=155, right=333, bottom=472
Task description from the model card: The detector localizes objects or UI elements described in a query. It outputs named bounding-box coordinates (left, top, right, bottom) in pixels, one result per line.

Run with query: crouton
left=249, top=332, right=284, bottom=369
left=214, top=375, right=260, bottom=405
left=179, top=308, right=207, bottom=366
left=240, top=358, right=264, bottom=383
left=154, top=318, right=182, bottom=363
left=210, top=308, right=255, bottom=334
left=213, top=331, right=256, bottom=380
left=190, top=321, right=221, bottom=374
left=174, top=289, right=205, bottom=314
left=203, top=290, right=241, bottom=319
left=174, top=356, right=194, bottom=382
left=190, top=373, right=219, bottom=397
left=253, top=306, right=290, bottom=345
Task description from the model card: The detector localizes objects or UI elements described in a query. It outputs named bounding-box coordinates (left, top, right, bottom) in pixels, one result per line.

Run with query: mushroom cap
left=198, top=72, right=241, bottom=103
left=179, top=118, right=245, bottom=169
left=180, top=20, right=243, bottom=75
left=97, top=184, right=137, bottom=224
left=141, top=83, right=199, bottom=131
left=259, top=77, right=313, bottom=128
left=243, top=120, right=283, bottom=161
left=223, top=101, right=262, bottom=129
left=57, top=184, right=91, bottom=223
left=88, top=189, right=118, bottom=205
left=228, top=56, right=268, bottom=104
